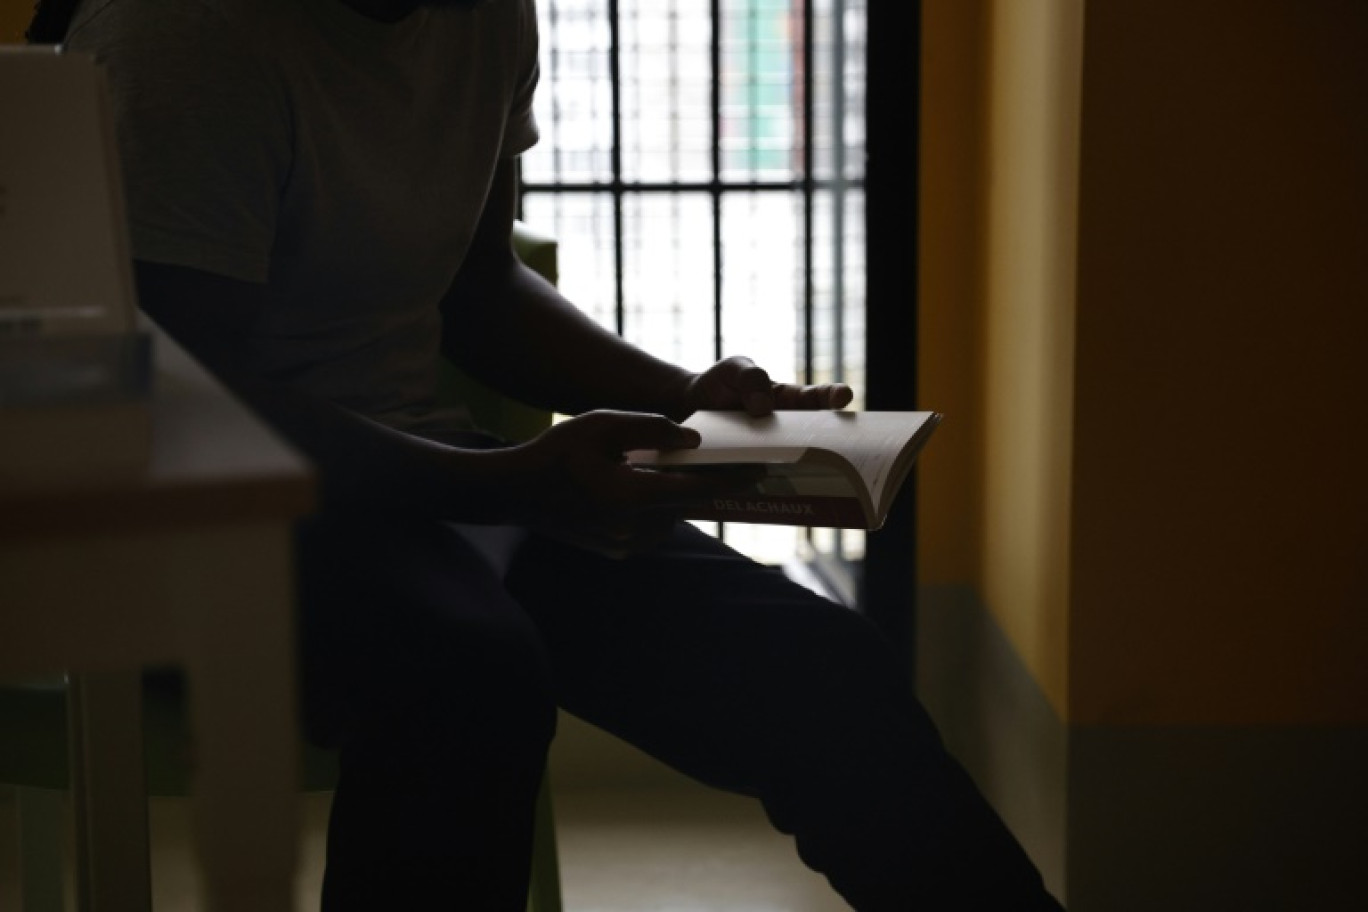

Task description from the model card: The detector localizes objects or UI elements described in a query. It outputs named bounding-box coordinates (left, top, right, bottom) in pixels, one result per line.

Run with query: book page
left=820, top=412, right=934, bottom=510
left=626, top=410, right=812, bottom=465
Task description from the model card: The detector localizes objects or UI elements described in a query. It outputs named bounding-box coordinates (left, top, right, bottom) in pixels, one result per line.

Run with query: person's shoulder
left=430, top=0, right=538, bottom=39
left=67, top=0, right=303, bottom=59
left=213, top=0, right=312, bottom=39
left=68, top=0, right=228, bottom=39
left=493, top=0, right=540, bottom=38
left=67, top=0, right=304, bottom=101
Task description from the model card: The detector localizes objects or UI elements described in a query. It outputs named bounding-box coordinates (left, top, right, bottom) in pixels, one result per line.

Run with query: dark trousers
left=295, top=511, right=1063, bottom=911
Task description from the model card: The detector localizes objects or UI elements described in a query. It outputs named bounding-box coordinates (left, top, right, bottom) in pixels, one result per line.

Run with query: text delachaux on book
left=627, top=410, right=943, bottom=530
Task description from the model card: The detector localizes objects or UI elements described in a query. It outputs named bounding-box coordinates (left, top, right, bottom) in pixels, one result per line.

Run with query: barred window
left=519, top=0, right=870, bottom=587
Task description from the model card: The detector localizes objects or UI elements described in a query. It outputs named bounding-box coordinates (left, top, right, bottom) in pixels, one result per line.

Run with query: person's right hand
left=505, top=409, right=755, bottom=555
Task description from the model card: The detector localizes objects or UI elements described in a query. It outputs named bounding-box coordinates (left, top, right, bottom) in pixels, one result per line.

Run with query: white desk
left=0, top=323, right=314, bottom=911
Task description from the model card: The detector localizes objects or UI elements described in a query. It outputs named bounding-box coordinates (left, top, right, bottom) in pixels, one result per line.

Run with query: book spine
left=680, top=494, right=871, bottom=529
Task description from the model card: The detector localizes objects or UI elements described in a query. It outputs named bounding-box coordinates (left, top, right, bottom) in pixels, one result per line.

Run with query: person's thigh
left=294, top=509, right=556, bottom=758
left=295, top=511, right=557, bottom=910
left=504, top=522, right=919, bottom=794
left=506, top=524, right=1061, bottom=911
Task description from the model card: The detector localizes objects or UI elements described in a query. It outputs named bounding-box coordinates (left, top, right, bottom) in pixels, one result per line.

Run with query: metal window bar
left=518, top=0, right=869, bottom=597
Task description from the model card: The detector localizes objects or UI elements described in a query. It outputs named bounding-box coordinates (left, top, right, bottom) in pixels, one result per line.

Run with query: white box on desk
left=1, top=47, right=151, bottom=484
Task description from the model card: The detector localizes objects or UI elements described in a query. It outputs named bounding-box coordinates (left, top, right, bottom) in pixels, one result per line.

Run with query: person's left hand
left=675, top=355, right=854, bottom=418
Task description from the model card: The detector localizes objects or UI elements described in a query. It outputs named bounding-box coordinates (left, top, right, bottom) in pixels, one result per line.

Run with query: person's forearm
left=445, top=263, right=698, bottom=419
left=229, top=375, right=529, bottom=520
left=133, top=261, right=547, bottom=520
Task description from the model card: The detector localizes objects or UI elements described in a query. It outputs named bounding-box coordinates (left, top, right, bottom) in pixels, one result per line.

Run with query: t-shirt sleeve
left=501, top=0, right=541, bottom=159
left=68, top=5, right=290, bottom=284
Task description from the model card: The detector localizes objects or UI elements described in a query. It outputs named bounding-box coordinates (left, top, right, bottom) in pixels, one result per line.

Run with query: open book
left=628, top=410, right=942, bottom=530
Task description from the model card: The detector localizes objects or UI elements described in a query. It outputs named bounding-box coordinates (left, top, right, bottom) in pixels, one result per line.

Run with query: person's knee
left=304, top=596, right=557, bottom=760
left=394, top=609, right=556, bottom=744
left=748, top=604, right=918, bottom=752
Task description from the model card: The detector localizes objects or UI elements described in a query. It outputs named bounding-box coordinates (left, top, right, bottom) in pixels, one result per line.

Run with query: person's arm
left=135, top=261, right=527, bottom=519
left=135, top=260, right=746, bottom=551
left=442, top=159, right=853, bottom=421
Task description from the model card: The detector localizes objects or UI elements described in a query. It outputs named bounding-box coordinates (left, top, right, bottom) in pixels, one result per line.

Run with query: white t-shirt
left=67, top=0, right=540, bottom=435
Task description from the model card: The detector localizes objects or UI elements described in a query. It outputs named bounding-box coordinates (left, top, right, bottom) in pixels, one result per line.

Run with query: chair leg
left=67, top=671, right=153, bottom=911
left=526, top=774, right=563, bottom=912
left=17, top=786, right=65, bottom=912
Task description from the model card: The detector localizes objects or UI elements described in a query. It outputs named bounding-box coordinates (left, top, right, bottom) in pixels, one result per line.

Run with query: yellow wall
left=917, top=0, right=988, bottom=587
left=1, top=0, right=29, bottom=44
left=979, top=0, right=1081, bottom=719
left=920, top=0, right=1368, bottom=725
left=1069, top=0, right=1368, bottom=724
left=918, top=0, right=1081, bottom=717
